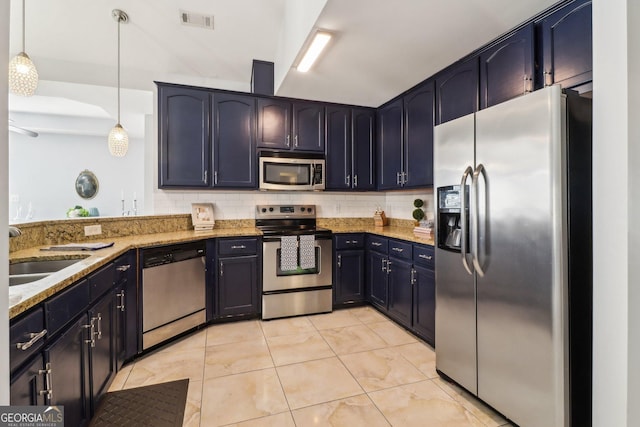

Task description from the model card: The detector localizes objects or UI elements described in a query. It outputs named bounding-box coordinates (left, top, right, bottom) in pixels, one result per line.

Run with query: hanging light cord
left=117, top=14, right=121, bottom=124
left=21, top=0, right=26, bottom=52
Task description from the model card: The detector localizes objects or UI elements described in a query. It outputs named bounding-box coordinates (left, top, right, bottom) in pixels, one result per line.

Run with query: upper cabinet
left=257, top=98, right=325, bottom=152
left=212, top=93, right=256, bottom=188
left=157, top=83, right=257, bottom=190
left=326, top=106, right=375, bottom=190
left=435, top=57, right=479, bottom=125
left=479, top=23, right=535, bottom=109
left=538, top=0, right=592, bottom=91
left=158, top=85, right=211, bottom=188
left=377, top=81, right=434, bottom=190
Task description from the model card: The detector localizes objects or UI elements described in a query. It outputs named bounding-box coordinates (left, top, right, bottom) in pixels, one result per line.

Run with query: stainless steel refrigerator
left=434, top=85, right=592, bottom=427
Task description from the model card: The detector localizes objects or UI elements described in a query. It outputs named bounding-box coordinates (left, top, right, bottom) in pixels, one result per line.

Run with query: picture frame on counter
left=191, top=203, right=215, bottom=231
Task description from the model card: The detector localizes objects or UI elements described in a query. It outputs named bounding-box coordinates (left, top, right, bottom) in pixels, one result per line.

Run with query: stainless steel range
left=256, top=204, right=333, bottom=320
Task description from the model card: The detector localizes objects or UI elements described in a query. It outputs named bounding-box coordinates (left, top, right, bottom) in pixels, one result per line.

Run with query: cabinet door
left=218, top=256, right=259, bottom=317
left=88, top=294, right=115, bottom=413
left=326, top=106, right=352, bottom=189
left=334, top=250, right=365, bottom=305
left=377, top=99, right=403, bottom=190
left=158, top=85, right=211, bottom=187
left=114, top=284, right=126, bottom=370
left=213, top=93, right=257, bottom=188
left=404, top=80, right=435, bottom=187
left=412, top=264, right=435, bottom=346
left=257, top=98, right=291, bottom=149
left=367, top=251, right=388, bottom=310
left=293, top=102, right=325, bottom=152
left=480, top=23, right=534, bottom=109
left=352, top=108, right=376, bottom=190
left=46, top=314, right=90, bottom=427
left=387, top=257, right=413, bottom=328
left=10, top=354, right=46, bottom=406
left=540, top=0, right=592, bottom=90
left=436, top=58, right=479, bottom=125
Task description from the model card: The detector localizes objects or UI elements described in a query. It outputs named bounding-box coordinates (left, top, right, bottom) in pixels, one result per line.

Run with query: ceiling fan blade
left=9, top=124, right=39, bottom=137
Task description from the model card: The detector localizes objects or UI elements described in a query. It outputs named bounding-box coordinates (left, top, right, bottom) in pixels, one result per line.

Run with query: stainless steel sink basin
left=9, top=258, right=85, bottom=275
left=8, top=257, right=88, bottom=286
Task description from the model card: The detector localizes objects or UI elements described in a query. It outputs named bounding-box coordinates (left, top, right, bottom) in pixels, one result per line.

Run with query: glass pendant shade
left=108, top=123, right=129, bottom=157
left=9, top=52, right=38, bottom=97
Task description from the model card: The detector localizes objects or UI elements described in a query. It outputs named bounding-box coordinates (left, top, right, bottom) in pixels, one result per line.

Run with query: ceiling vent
left=179, top=10, right=214, bottom=30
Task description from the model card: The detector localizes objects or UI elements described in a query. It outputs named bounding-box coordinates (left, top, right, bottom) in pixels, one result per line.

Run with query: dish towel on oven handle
left=299, top=235, right=316, bottom=269
left=280, top=235, right=299, bottom=271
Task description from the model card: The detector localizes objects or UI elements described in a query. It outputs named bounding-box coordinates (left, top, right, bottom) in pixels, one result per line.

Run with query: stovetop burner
left=255, top=204, right=331, bottom=238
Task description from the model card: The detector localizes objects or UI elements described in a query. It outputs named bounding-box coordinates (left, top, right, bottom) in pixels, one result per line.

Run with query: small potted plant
left=412, top=199, right=425, bottom=226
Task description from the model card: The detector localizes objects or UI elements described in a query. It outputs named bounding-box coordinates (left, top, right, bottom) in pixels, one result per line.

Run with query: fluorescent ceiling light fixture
left=297, top=31, right=332, bottom=72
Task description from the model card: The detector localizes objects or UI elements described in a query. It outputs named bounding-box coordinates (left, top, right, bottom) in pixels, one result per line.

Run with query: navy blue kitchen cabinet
left=113, top=251, right=137, bottom=369
left=377, top=99, right=404, bottom=190
left=539, top=0, right=592, bottom=91
left=412, top=244, right=435, bottom=346
left=366, top=235, right=390, bottom=310
left=215, top=238, right=261, bottom=318
left=326, top=107, right=375, bottom=190
left=386, top=240, right=413, bottom=328
left=403, top=81, right=435, bottom=187
left=10, top=354, right=46, bottom=406
left=45, top=314, right=91, bottom=427
left=352, top=108, right=376, bottom=190
left=333, top=234, right=366, bottom=306
left=158, top=84, right=211, bottom=188
left=213, top=93, right=257, bottom=188
left=436, top=57, right=479, bottom=125
left=480, top=23, right=535, bottom=109
left=88, top=292, right=116, bottom=415
left=257, top=98, right=325, bottom=152
left=377, top=81, right=434, bottom=190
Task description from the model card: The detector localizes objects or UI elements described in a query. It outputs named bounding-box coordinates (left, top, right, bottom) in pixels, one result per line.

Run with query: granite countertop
left=9, top=227, right=260, bottom=319
left=9, top=223, right=433, bottom=319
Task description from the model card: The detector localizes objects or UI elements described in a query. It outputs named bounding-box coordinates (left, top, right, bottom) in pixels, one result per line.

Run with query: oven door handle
left=262, top=235, right=332, bottom=243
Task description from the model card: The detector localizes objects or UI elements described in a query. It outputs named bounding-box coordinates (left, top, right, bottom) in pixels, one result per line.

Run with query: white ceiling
left=9, top=0, right=560, bottom=109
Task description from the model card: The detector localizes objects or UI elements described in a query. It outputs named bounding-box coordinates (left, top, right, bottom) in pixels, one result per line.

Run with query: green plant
left=412, top=208, right=425, bottom=221
left=413, top=198, right=424, bottom=208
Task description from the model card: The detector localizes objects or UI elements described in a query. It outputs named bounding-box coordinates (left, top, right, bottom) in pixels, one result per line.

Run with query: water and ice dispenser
left=437, top=185, right=468, bottom=252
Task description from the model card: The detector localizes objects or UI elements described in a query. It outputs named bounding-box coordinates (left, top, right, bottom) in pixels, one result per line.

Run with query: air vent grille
left=179, top=10, right=214, bottom=30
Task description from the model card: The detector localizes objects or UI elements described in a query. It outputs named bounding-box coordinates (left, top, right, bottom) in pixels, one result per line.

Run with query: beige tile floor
left=108, top=307, right=514, bottom=427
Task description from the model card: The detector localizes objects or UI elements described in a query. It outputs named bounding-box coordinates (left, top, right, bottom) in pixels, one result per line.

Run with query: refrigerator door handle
left=472, top=163, right=486, bottom=277
left=460, top=166, right=474, bottom=275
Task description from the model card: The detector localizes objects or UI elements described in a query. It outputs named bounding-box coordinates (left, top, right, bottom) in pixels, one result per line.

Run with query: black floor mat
left=89, top=379, right=189, bottom=427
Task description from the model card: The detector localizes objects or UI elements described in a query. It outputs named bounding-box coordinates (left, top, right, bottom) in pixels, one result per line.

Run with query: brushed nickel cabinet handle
left=16, top=329, right=47, bottom=350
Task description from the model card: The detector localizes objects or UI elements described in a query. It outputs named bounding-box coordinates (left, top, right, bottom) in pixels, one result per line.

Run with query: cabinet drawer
left=218, top=238, right=258, bottom=256
left=114, top=252, right=134, bottom=285
left=367, top=235, right=388, bottom=253
left=45, top=279, right=90, bottom=337
left=89, top=263, right=115, bottom=303
left=388, top=240, right=412, bottom=260
left=10, top=307, right=46, bottom=373
left=413, top=245, right=435, bottom=268
left=335, top=234, right=365, bottom=250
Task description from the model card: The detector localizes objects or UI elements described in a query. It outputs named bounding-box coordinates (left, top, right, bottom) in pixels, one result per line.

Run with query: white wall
left=8, top=132, right=145, bottom=220
left=592, top=0, right=639, bottom=425
left=1, top=0, right=10, bottom=406
left=153, top=188, right=434, bottom=222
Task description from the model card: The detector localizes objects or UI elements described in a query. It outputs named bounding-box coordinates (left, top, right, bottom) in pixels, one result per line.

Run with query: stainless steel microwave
left=259, top=152, right=325, bottom=191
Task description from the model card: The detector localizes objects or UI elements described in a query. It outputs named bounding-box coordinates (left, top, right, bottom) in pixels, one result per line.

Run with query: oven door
left=262, top=235, right=332, bottom=291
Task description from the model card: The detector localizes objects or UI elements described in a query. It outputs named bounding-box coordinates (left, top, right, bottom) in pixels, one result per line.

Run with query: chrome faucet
left=9, top=226, right=22, bottom=237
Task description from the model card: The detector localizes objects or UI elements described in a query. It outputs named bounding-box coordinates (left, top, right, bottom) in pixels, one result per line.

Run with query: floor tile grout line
left=430, top=377, right=502, bottom=427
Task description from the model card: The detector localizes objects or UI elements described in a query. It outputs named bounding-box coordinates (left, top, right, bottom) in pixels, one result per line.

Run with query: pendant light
left=8, top=0, right=39, bottom=96
left=108, top=9, right=129, bottom=157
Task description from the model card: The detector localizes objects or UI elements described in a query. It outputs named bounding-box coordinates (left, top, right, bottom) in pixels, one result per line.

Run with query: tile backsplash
left=153, top=189, right=434, bottom=222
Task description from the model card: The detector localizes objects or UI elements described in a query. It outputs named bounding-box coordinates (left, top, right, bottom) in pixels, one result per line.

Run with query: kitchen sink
left=8, top=257, right=88, bottom=287
left=9, top=258, right=86, bottom=275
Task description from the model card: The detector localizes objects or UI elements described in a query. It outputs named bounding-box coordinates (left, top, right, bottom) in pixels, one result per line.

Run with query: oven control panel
left=256, top=204, right=316, bottom=219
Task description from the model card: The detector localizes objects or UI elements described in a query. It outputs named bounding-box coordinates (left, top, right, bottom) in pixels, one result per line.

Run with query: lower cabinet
left=334, top=234, right=366, bottom=306
left=365, top=237, right=436, bottom=347
left=212, top=237, right=261, bottom=319
left=113, top=251, right=137, bottom=369
left=88, top=293, right=116, bottom=414
left=10, top=354, right=46, bottom=406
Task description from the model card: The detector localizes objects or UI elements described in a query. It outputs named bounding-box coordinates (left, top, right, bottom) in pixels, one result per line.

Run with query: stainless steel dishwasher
left=141, top=241, right=206, bottom=349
